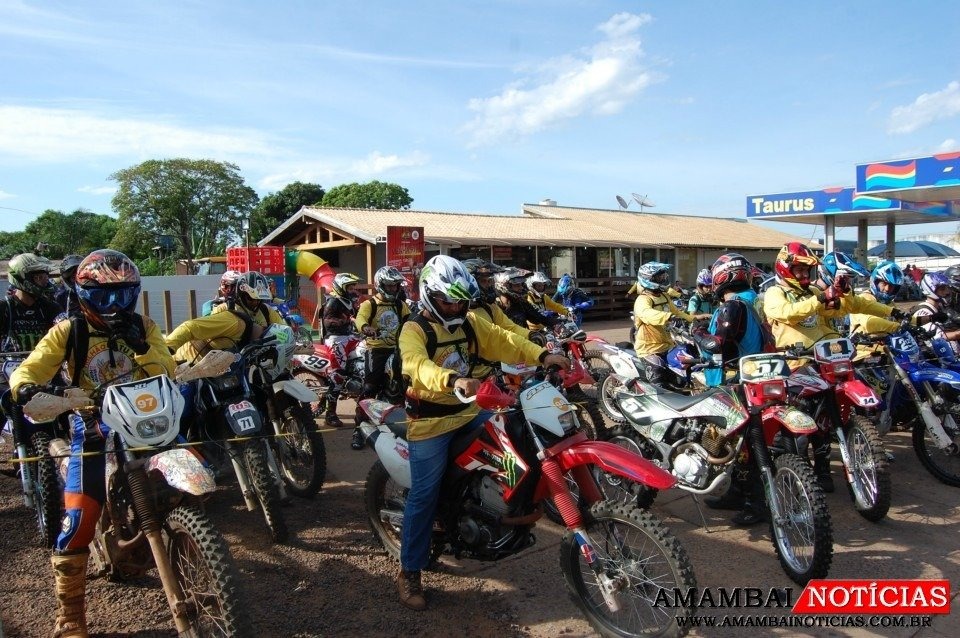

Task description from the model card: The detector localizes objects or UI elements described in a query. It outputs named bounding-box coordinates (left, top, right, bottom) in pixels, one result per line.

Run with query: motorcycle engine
left=670, top=421, right=733, bottom=489
left=672, top=447, right=709, bottom=488
left=457, top=476, right=513, bottom=551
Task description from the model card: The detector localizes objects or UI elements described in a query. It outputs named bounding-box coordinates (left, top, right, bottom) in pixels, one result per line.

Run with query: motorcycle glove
left=929, top=310, right=949, bottom=324
left=822, top=286, right=841, bottom=310
left=889, top=307, right=906, bottom=322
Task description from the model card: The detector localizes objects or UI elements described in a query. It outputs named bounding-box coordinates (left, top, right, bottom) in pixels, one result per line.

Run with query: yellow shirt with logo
left=11, top=316, right=175, bottom=399
left=354, top=295, right=410, bottom=349
left=211, top=301, right=284, bottom=329
left=633, top=292, right=695, bottom=355
left=764, top=285, right=888, bottom=349
left=400, top=313, right=545, bottom=441
left=525, top=293, right=567, bottom=330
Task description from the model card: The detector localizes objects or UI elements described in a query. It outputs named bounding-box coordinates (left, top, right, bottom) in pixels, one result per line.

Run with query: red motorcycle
left=289, top=332, right=368, bottom=415
left=785, top=337, right=891, bottom=522
left=358, top=370, right=698, bottom=637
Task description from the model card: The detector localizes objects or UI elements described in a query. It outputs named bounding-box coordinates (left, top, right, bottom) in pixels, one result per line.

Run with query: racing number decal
left=302, top=355, right=328, bottom=371
left=236, top=415, right=257, bottom=432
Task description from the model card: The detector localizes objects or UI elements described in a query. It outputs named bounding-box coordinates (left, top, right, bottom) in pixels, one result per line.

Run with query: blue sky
left=2, top=0, right=959, bottom=244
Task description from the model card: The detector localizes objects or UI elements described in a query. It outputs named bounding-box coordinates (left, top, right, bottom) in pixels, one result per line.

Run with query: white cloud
left=462, top=12, right=657, bottom=147
left=888, top=81, right=960, bottom=134
left=258, top=151, right=431, bottom=192
left=938, top=138, right=959, bottom=152
left=0, top=105, right=278, bottom=163
left=0, top=189, right=15, bottom=200
left=77, top=185, right=116, bottom=196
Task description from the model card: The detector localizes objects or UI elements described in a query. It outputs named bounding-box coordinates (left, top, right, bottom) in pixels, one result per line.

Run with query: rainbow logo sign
left=863, top=161, right=916, bottom=190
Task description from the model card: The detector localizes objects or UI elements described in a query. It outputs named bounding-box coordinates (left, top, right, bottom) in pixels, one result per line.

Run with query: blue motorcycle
left=853, top=324, right=960, bottom=487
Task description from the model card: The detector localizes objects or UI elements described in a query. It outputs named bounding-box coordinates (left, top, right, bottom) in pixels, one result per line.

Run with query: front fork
left=890, top=363, right=957, bottom=450
left=747, top=410, right=784, bottom=524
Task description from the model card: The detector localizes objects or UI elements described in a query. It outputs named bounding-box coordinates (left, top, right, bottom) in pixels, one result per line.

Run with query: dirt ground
left=1, top=320, right=958, bottom=637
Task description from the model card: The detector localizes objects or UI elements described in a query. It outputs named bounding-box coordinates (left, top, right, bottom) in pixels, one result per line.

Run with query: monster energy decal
left=447, top=281, right=472, bottom=300
left=502, top=450, right=519, bottom=487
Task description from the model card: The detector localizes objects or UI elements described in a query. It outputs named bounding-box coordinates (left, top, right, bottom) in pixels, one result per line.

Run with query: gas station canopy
left=746, top=152, right=960, bottom=259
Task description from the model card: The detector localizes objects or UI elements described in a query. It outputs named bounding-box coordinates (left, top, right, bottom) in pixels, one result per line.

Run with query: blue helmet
left=921, top=271, right=952, bottom=303
left=869, top=260, right=904, bottom=304
left=819, top=251, right=869, bottom=287
left=637, top=261, right=672, bottom=292
left=556, top=274, right=574, bottom=296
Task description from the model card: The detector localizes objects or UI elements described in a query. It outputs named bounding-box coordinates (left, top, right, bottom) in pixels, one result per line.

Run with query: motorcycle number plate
left=299, top=355, right=328, bottom=371
left=228, top=400, right=255, bottom=416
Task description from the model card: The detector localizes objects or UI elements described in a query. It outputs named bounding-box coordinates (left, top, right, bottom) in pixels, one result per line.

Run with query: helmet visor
left=78, top=284, right=140, bottom=314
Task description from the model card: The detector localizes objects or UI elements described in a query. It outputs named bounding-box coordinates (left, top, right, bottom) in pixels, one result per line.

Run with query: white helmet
left=100, top=375, right=184, bottom=448
left=526, top=271, right=551, bottom=300
left=419, top=255, right=479, bottom=333
left=374, top=266, right=406, bottom=301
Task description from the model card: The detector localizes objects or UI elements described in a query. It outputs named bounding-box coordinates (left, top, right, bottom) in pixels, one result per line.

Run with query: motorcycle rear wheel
left=564, top=387, right=607, bottom=440
left=243, top=442, right=289, bottom=543
left=365, top=460, right=444, bottom=566
left=580, top=350, right=613, bottom=402
left=912, top=412, right=960, bottom=487
left=844, top=415, right=891, bottom=521
left=768, top=453, right=833, bottom=585
left=29, top=431, right=62, bottom=549
left=560, top=501, right=696, bottom=638
left=164, top=505, right=251, bottom=637
left=291, top=367, right=327, bottom=418
left=273, top=401, right=327, bottom=498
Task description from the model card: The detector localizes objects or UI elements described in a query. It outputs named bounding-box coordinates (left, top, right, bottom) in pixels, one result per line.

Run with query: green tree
left=23, top=209, right=118, bottom=258
left=110, top=159, right=258, bottom=272
left=320, top=180, right=412, bottom=209
left=250, top=181, right=325, bottom=242
left=0, top=231, right=33, bottom=259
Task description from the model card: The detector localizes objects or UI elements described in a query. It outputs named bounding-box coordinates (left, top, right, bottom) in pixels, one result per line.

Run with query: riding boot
left=813, top=439, right=835, bottom=493
left=51, top=551, right=89, bottom=638
left=323, top=394, right=344, bottom=428
left=731, top=466, right=767, bottom=526
left=397, top=568, right=427, bottom=611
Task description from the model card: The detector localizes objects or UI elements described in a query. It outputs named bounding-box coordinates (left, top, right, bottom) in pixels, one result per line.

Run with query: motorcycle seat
left=653, top=386, right=725, bottom=412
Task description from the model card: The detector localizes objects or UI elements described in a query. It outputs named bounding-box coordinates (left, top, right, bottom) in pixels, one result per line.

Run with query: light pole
left=241, top=218, right=250, bottom=272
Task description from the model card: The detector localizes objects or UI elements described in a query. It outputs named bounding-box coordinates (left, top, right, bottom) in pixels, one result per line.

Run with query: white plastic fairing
left=100, top=375, right=183, bottom=448
left=500, top=362, right=535, bottom=377
left=146, top=449, right=216, bottom=495
left=520, top=381, right=571, bottom=436
left=273, top=378, right=317, bottom=403
left=374, top=429, right=412, bottom=488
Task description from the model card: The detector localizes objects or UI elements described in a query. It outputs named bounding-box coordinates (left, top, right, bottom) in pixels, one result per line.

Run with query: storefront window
left=576, top=247, right=597, bottom=279
left=492, top=246, right=534, bottom=271
left=612, top=247, right=632, bottom=277
left=640, top=248, right=657, bottom=266
left=449, top=245, right=489, bottom=261
left=538, top=247, right=575, bottom=279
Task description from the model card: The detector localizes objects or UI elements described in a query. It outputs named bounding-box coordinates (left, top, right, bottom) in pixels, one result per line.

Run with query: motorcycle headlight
left=558, top=410, right=578, bottom=433
left=136, top=416, right=171, bottom=440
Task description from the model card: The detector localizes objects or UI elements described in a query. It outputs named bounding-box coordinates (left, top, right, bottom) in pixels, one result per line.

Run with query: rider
left=552, top=274, right=594, bottom=327
left=165, top=309, right=270, bottom=363
left=201, top=270, right=242, bottom=317
left=395, top=255, right=569, bottom=611
left=319, top=272, right=361, bottom=428
left=54, top=254, right=84, bottom=318
left=697, top=253, right=774, bottom=525
left=763, top=242, right=893, bottom=492
left=687, top=268, right=716, bottom=316
left=847, top=260, right=912, bottom=338
left=1, top=252, right=64, bottom=353
left=210, top=271, right=284, bottom=328
left=462, top=259, right=536, bottom=342
left=943, top=265, right=960, bottom=315
left=10, top=249, right=174, bottom=637
left=525, top=271, right=568, bottom=330
left=494, top=267, right=563, bottom=334
left=351, top=266, right=410, bottom=449
left=913, top=271, right=960, bottom=354
left=632, top=261, right=711, bottom=386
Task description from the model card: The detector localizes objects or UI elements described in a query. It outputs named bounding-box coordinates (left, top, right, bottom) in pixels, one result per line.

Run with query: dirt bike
left=246, top=326, right=327, bottom=499
left=540, top=317, right=617, bottom=406
left=191, top=336, right=292, bottom=543
left=853, top=324, right=960, bottom=487
left=24, top=351, right=250, bottom=636
left=357, top=369, right=698, bottom=637
left=1, top=351, right=64, bottom=548
left=274, top=300, right=314, bottom=351
left=783, top=338, right=891, bottom=522
left=607, top=352, right=833, bottom=585
left=289, top=330, right=372, bottom=417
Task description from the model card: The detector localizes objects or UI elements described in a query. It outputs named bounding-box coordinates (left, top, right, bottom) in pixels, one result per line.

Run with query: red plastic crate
left=226, top=246, right=285, bottom=274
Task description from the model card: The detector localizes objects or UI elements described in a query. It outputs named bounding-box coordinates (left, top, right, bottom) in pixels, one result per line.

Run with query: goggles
left=77, top=284, right=141, bottom=313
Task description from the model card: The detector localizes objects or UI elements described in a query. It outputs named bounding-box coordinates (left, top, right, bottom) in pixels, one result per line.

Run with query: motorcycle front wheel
left=598, top=375, right=628, bottom=425
left=580, top=349, right=613, bottom=402
left=243, top=441, right=289, bottom=543
left=912, top=411, right=960, bottom=487
left=29, top=431, right=62, bottom=549
left=844, top=415, right=891, bottom=521
left=273, top=401, right=327, bottom=498
left=768, top=454, right=833, bottom=585
left=560, top=501, right=696, bottom=638
left=290, top=367, right=327, bottom=418
left=164, top=505, right=251, bottom=637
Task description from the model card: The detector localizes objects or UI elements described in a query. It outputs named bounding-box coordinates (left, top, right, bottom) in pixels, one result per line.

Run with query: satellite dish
left=615, top=195, right=629, bottom=210
left=632, top=193, right=656, bottom=211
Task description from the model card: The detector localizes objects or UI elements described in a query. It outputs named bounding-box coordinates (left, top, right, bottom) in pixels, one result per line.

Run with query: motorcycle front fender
left=147, top=449, right=216, bottom=495
left=836, top=379, right=882, bottom=409
left=273, top=379, right=317, bottom=404
left=908, top=366, right=960, bottom=388
left=554, top=438, right=676, bottom=490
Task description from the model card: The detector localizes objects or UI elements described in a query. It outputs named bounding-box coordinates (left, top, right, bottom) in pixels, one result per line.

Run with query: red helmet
left=774, top=242, right=819, bottom=292
left=711, top=253, right=753, bottom=297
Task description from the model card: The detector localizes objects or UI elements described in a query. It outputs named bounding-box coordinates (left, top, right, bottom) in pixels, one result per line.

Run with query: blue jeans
left=400, top=410, right=490, bottom=572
